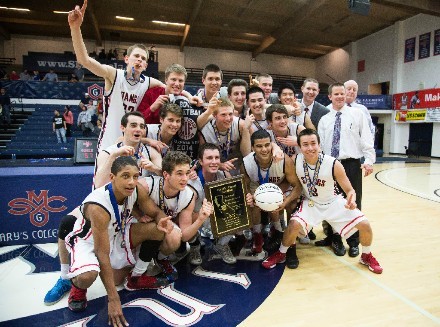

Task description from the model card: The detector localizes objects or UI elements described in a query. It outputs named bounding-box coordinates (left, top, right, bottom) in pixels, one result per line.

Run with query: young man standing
left=300, top=78, right=329, bottom=129
left=227, top=79, right=248, bottom=120
left=52, top=109, right=67, bottom=144
left=247, top=87, right=269, bottom=133
left=195, top=64, right=224, bottom=104
left=262, top=129, right=383, bottom=275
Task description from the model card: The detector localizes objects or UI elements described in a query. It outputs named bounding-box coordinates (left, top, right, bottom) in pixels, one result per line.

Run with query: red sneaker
left=252, top=232, right=264, bottom=254
left=360, top=252, right=383, bottom=274
left=68, top=284, right=87, bottom=312
left=262, top=251, right=286, bottom=269
left=124, top=272, right=170, bottom=291
left=156, top=258, right=178, bottom=282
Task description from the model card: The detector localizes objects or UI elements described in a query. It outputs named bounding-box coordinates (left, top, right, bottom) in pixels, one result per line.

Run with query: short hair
left=265, top=104, right=288, bottom=122
left=256, top=73, right=272, bottom=82
left=328, top=82, right=345, bottom=95
left=162, top=151, right=191, bottom=174
left=246, top=86, right=265, bottom=101
left=121, top=111, right=145, bottom=127
left=227, top=79, right=248, bottom=96
left=214, top=97, right=233, bottom=115
left=298, top=128, right=320, bottom=146
left=251, top=129, right=271, bottom=146
left=202, top=64, right=223, bottom=80
left=277, top=82, right=296, bottom=98
left=111, top=156, right=138, bottom=175
left=160, top=103, right=183, bottom=119
left=198, top=143, right=221, bottom=160
left=302, top=78, right=319, bottom=88
left=126, top=44, right=148, bottom=56
left=165, top=63, right=187, bottom=80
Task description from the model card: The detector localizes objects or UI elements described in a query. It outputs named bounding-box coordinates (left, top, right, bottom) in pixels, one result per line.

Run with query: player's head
left=265, top=104, right=289, bottom=133
left=213, top=97, right=234, bottom=130
left=125, top=44, right=148, bottom=74
left=198, top=143, right=221, bottom=174
left=160, top=103, right=183, bottom=136
left=278, top=83, right=296, bottom=106
left=120, top=112, right=146, bottom=143
left=247, top=86, right=266, bottom=116
left=301, top=78, right=320, bottom=105
left=251, top=129, right=273, bottom=160
left=110, top=156, right=139, bottom=196
left=202, top=64, right=222, bottom=94
left=162, top=151, right=192, bottom=190
left=344, top=80, right=359, bottom=104
left=165, top=64, right=187, bottom=95
left=121, top=111, right=145, bottom=127
left=328, top=82, right=346, bottom=110
left=298, top=128, right=321, bottom=149
left=227, top=79, right=248, bottom=110
left=54, top=109, right=60, bottom=115
left=256, top=73, right=273, bottom=99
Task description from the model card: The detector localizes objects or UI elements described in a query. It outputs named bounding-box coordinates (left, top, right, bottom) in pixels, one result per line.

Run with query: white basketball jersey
left=251, top=119, right=268, bottom=133
left=188, top=170, right=227, bottom=212
left=145, top=176, right=194, bottom=221
left=267, top=122, right=301, bottom=157
left=243, top=152, right=285, bottom=193
left=295, top=153, right=337, bottom=205
left=289, top=111, right=306, bottom=126
left=98, top=69, right=151, bottom=152
left=103, top=142, right=152, bottom=177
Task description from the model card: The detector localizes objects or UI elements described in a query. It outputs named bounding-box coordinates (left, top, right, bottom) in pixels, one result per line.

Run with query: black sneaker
left=307, top=229, right=316, bottom=240
left=315, top=236, right=332, bottom=247
left=286, top=246, right=299, bottom=269
left=229, top=234, right=246, bottom=256
left=332, top=234, right=346, bottom=256
left=263, top=230, right=283, bottom=253
left=349, top=245, right=360, bottom=257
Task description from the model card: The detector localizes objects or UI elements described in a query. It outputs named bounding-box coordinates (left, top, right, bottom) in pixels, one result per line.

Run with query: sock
left=273, top=220, right=282, bottom=232
left=279, top=244, right=289, bottom=254
left=362, top=246, right=371, bottom=254
left=253, top=224, right=262, bottom=233
left=60, top=264, right=69, bottom=279
left=158, top=251, right=167, bottom=260
left=218, top=235, right=233, bottom=245
left=132, top=260, right=150, bottom=277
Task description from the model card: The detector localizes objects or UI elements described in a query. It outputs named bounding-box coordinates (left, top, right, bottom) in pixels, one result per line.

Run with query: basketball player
left=126, top=152, right=214, bottom=289
left=247, top=87, right=269, bottom=133
left=195, top=64, right=224, bottom=103
left=242, top=130, right=302, bottom=254
left=227, top=79, right=249, bottom=120
left=187, top=143, right=235, bottom=264
left=262, top=129, right=383, bottom=275
left=65, top=156, right=174, bottom=324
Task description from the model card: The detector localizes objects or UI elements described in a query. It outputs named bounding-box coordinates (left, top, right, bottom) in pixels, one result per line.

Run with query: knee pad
left=58, top=215, right=77, bottom=240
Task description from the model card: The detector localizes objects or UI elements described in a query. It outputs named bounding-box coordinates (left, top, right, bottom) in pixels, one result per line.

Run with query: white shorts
left=291, top=196, right=366, bottom=239
left=66, top=220, right=138, bottom=279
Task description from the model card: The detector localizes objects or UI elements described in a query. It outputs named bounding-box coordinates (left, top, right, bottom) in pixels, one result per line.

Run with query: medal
left=120, top=240, right=126, bottom=248
left=308, top=199, right=314, bottom=207
left=303, top=154, right=323, bottom=205
left=212, top=121, right=232, bottom=160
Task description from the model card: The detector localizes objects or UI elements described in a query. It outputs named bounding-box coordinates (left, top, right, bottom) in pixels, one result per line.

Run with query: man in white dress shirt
left=317, top=83, right=375, bottom=258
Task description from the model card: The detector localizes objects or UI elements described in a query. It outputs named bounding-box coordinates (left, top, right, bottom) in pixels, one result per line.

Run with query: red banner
left=392, top=88, right=440, bottom=110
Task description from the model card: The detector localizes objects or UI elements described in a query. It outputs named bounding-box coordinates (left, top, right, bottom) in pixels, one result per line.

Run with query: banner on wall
left=434, top=29, right=440, bottom=56
left=356, top=95, right=391, bottom=109
left=418, top=32, right=431, bottom=59
left=394, top=108, right=440, bottom=123
left=392, top=88, right=440, bottom=110
left=404, top=37, right=416, bottom=63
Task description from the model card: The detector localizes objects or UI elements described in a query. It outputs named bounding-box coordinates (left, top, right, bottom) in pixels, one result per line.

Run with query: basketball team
left=43, top=1, right=383, bottom=326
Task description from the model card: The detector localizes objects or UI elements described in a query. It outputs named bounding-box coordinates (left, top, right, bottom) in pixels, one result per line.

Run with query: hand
left=246, top=193, right=255, bottom=207
left=249, top=74, right=259, bottom=87
left=344, top=193, right=357, bottom=210
left=276, top=194, right=291, bottom=212
left=157, top=216, right=173, bottom=234
left=188, top=164, right=198, bottom=180
left=207, top=92, right=220, bottom=113
left=198, top=199, right=214, bottom=221
left=151, top=94, right=169, bottom=112
left=148, top=139, right=168, bottom=154
left=244, top=113, right=255, bottom=130
left=276, top=136, right=297, bottom=147
left=116, top=145, right=135, bottom=157
left=138, top=215, right=154, bottom=223
left=219, top=158, right=238, bottom=172
left=68, top=0, right=87, bottom=29
left=107, top=297, right=129, bottom=327
left=272, top=145, right=284, bottom=162
left=361, top=164, right=373, bottom=177
left=190, top=96, right=203, bottom=107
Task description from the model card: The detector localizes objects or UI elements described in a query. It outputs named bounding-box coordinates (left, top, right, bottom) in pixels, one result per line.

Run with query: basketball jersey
left=188, top=170, right=227, bottom=212
left=289, top=111, right=306, bottom=126
left=98, top=69, right=151, bottom=153
left=170, top=95, right=203, bottom=159
left=251, top=119, right=268, bottom=133
left=146, top=124, right=177, bottom=157
left=67, top=183, right=138, bottom=249
left=103, top=142, right=153, bottom=177
left=145, top=176, right=194, bottom=222
left=267, top=122, right=301, bottom=157
left=243, top=152, right=285, bottom=193
left=201, top=116, right=241, bottom=165
left=295, top=153, right=337, bottom=205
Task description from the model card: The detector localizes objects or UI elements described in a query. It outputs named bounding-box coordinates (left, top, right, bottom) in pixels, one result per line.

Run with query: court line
left=319, top=247, right=440, bottom=324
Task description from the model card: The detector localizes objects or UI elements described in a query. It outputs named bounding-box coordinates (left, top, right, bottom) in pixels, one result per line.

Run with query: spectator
left=20, top=70, right=31, bottom=81
left=32, top=70, right=41, bottom=81
left=107, top=49, right=115, bottom=60
left=96, top=96, right=103, bottom=115
left=43, top=69, right=59, bottom=82
left=73, top=63, right=85, bottom=82
left=77, top=103, right=93, bottom=136
left=52, top=109, right=67, bottom=144
left=68, top=73, right=79, bottom=83
left=80, top=92, right=91, bottom=106
left=9, top=70, right=19, bottom=80
left=98, top=49, right=106, bottom=59
left=0, top=87, right=11, bottom=127
left=148, top=45, right=156, bottom=62
left=94, top=118, right=102, bottom=136
left=63, top=105, right=74, bottom=137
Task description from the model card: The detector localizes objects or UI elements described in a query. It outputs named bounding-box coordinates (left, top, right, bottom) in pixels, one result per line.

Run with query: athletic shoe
left=44, top=277, right=71, bottom=305
left=286, top=246, right=299, bottom=269
left=229, top=234, right=246, bottom=256
left=124, top=272, right=170, bottom=291
left=298, top=236, right=310, bottom=244
left=263, top=230, right=283, bottom=252
left=200, top=226, right=214, bottom=240
left=308, top=229, right=316, bottom=240
left=349, top=245, right=360, bottom=257
left=332, top=234, right=346, bottom=256
left=189, top=245, right=202, bottom=265
left=252, top=232, right=264, bottom=254
left=68, top=284, right=87, bottom=312
left=262, top=251, right=286, bottom=269
left=214, top=243, right=236, bottom=264
left=360, top=253, right=383, bottom=274
left=315, top=236, right=332, bottom=247
left=156, top=258, right=178, bottom=282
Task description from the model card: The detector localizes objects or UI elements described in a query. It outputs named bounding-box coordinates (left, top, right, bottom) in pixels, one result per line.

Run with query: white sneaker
left=189, top=245, right=202, bottom=265
left=214, top=243, right=237, bottom=264
left=299, top=236, right=310, bottom=244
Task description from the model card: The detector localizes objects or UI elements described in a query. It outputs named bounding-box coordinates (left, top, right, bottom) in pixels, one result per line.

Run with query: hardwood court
left=241, top=161, right=440, bottom=327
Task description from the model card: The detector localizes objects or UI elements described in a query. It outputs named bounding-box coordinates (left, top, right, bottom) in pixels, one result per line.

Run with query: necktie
left=347, top=103, right=352, bottom=107
left=304, top=107, right=309, bottom=115
left=331, top=112, right=342, bottom=158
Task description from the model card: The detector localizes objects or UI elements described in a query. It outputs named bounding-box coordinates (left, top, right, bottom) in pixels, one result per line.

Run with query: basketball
left=254, top=183, right=284, bottom=212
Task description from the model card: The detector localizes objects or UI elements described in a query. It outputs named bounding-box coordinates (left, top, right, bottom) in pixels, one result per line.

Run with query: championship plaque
left=205, top=175, right=251, bottom=238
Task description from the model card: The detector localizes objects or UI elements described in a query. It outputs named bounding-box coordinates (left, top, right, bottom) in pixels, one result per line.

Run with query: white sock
left=362, top=246, right=371, bottom=254
left=253, top=224, right=262, bottom=233
left=273, top=221, right=282, bottom=232
left=60, top=264, right=69, bottom=279
left=279, top=244, right=289, bottom=254
left=218, top=235, right=233, bottom=245
left=131, top=259, right=149, bottom=277
left=157, top=251, right=167, bottom=260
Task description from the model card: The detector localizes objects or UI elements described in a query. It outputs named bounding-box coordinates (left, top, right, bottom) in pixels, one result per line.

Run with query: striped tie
left=331, top=112, right=342, bottom=158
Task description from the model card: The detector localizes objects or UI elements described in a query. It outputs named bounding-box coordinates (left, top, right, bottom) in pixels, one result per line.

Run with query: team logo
left=178, top=117, right=197, bottom=141
left=87, top=84, right=103, bottom=100
left=8, top=190, right=67, bottom=227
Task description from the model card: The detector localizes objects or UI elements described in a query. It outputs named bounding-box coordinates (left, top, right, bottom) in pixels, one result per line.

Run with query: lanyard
left=256, top=155, right=272, bottom=185
left=108, top=183, right=128, bottom=235
left=303, top=153, right=323, bottom=198
left=158, top=178, right=180, bottom=220
left=158, top=125, right=174, bottom=157
left=212, top=121, right=232, bottom=160
left=198, top=169, right=206, bottom=188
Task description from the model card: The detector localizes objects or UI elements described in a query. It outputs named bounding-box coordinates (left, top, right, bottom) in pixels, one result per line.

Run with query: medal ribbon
left=256, top=154, right=272, bottom=185
left=212, top=121, right=232, bottom=160
left=108, top=183, right=128, bottom=236
left=158, top=178, right=180, bottom=220
left=303, top=153, right=323, bottom=199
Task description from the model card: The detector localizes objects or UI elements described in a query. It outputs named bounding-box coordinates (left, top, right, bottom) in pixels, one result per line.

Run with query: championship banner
left=356, top=95, right=391, bottom=109
left=392, top=88, right=440, bottom=110
left=394, top=108, right=440, bottom=123
left=418, top=32, right=431, bottom=60
left=404, top=37, right=416, bottom=63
